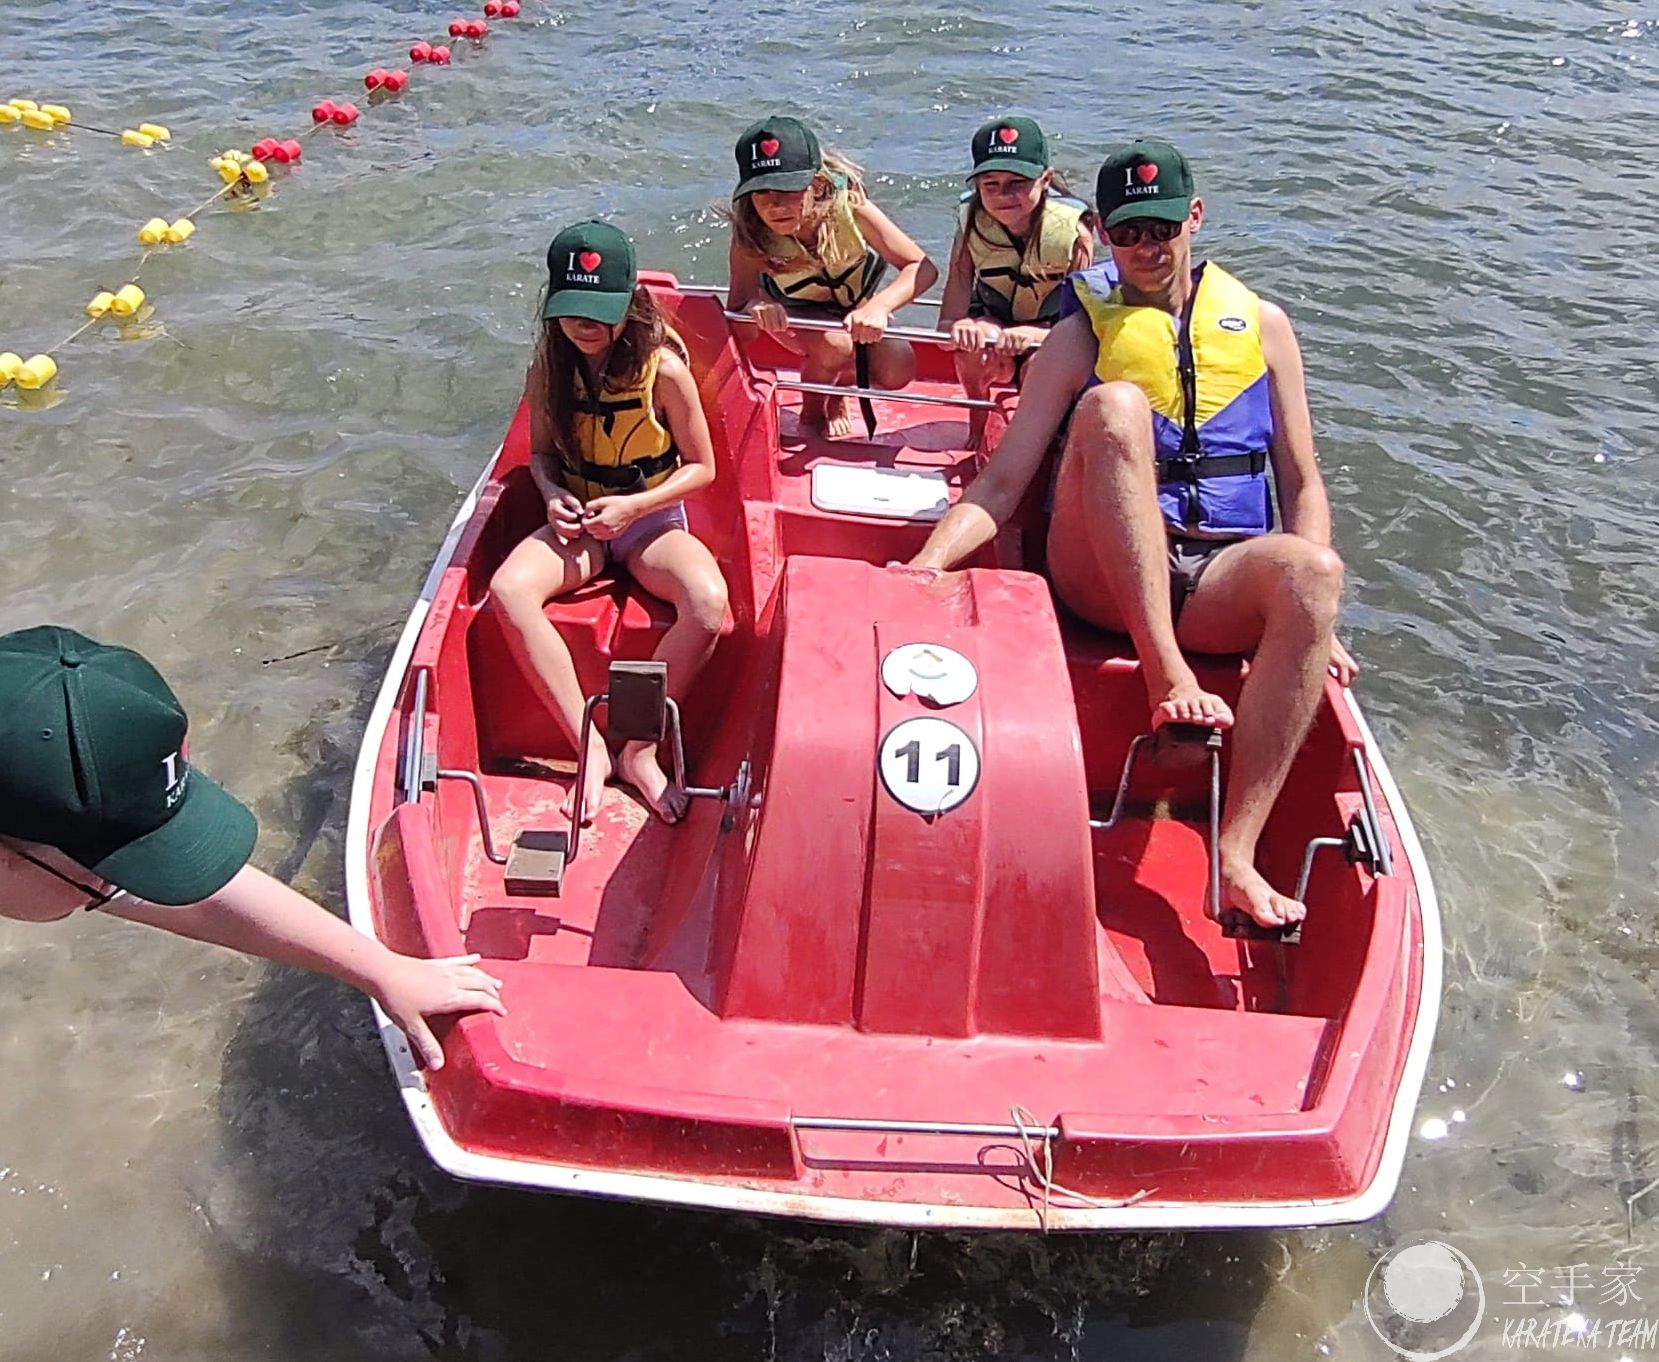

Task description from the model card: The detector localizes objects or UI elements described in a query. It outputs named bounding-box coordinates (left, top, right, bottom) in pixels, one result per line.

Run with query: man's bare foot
left=801, top=391, right=853, bottom=439
left=1149, top=678, right=1234, bottom=731
left=560, top=735, right=612, bottom=825
left=616, top=740, right=689, bottom=824
left=1220, top=854, right=1306, bottom=929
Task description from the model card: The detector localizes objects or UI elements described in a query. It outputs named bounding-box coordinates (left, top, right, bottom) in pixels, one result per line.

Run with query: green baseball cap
left=0, top=626, right=257, bottom=905
left=969, top=116, right=1050, bottom=181
left=543, top=221, right=637, bottom=326
left=733, top=115, right=822, bottom=197
left=1095, top=139, right=1195, bottom=228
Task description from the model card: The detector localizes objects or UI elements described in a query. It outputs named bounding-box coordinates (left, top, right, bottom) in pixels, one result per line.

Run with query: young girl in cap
left=491, top=220, right=727, bottom=825
left=0, top=625, right=505, bottom=1071
left=725, top=115, right=938, bottom=439
left=940, top=116, right=1097, bottom=448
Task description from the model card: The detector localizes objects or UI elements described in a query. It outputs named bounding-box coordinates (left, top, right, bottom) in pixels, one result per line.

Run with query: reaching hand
left=845, top=304, right=891, bottom=345
left=548, top=490, right=585, bottom=540
left=951, top=318, right=1002, bottom=353
left=582, top=495, right=638, bottom=541
left=748, top=300, right=789, bottom=336
left=1328, top=636, right=1359, bottom=687
left=372, top=951, right=506, bottom=1071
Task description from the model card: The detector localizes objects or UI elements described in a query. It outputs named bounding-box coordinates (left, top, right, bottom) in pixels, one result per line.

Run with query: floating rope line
left=0, top=3, right=532, bottom=403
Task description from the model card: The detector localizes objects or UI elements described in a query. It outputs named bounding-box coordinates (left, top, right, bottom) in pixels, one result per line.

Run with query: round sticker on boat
left=880, top=643, right=978, bottom=706
left=878, top=717, right=980, bottom=815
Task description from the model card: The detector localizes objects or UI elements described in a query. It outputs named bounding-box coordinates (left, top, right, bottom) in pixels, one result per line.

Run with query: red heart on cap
left=998, top=127, right=1018, bottom=144
left=578, top=251, right=602, bottom=272
left=1136, top=162, right=1158, bottom=184
left=759, top=136, right=780, bottom=157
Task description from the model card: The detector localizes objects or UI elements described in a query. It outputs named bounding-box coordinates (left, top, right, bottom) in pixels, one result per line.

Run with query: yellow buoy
left=16, top=355, right=59, bottom=390
left=41, top=104, right=72, bottom=124
left=138, top=217, right=170, bottom=245
left=216, top=161, right=242, bottom=184
left=0, top=107, right=20, bottom=126
left=0, top=352, right=21, bottom=386
left=109, top=285, right=146, bottom=318
left=137, top=123, right=170, bottom=141
left=6, top=99, right=39, bottom=112
left=243, top=160, right=269, bottom=184
left=21, top=108, right=57, bottom=131
left=85, top=292, right=116, bottom=318
left=224, top=149, right=252, bottom=165
left=121, top=129, right=155, bottom=148
left=164, top=218, right=195, bottom=243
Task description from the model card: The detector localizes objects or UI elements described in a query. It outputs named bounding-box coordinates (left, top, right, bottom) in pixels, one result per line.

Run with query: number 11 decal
left=879, top=717, right=981, bottom=815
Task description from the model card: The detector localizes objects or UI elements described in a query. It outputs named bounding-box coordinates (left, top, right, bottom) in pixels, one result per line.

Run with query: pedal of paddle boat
left=504, top=828, right=569, bottom=897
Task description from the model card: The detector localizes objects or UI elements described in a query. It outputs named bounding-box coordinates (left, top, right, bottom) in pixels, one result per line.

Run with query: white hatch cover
left=811, top=464, right=950, bottom=521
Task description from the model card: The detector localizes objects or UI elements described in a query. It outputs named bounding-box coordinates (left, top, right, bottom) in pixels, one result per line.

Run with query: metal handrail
left=720, top=308, right=954, bottom=348
left=793, top=1115, right=1060, bottom=1139
left=678, top=281, right=941, bottom=310
left=434, top=768, right=508, bottom=866
left=398, top=667, right=429, bottom=804
left=772, top=377, right=999, bottom=412
left=1352, top=747, right=1394, bottom=876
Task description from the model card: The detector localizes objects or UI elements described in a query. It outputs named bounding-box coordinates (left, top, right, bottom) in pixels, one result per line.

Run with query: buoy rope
left=1, top=2, right=533, bottom=399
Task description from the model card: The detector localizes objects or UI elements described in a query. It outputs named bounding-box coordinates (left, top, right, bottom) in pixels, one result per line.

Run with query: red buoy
left=311, top=100, right=338, bottom=122
left=430, top=44, right=452, bottom=63
left=449, top=19, right=467, bottom=35
left=466, top=19, right=488, bottom=38
left=411, top=41, right=433, bottom=62
left=365, top=68, right=388, bottom=90
left=331, top=102, right=360, bottom=125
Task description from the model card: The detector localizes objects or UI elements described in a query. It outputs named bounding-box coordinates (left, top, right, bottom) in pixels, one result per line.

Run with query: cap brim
left=968, top=157, right=1048, bottom=181
left=542, top=289, right=631, bottom=325
left=733, top=168, right=818, bottom=197
left=83, top=772, right=257, bottom=905
left=1103, top=198, right=1192, bottom=228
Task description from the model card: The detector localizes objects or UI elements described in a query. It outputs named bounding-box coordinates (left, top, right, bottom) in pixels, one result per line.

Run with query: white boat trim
left=343, top=453, right=1443, bottom=1231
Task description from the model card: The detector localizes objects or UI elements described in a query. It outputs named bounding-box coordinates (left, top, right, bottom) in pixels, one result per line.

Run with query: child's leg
left=797, top=328, right=855, bottom=437
left=489, top=526, right=611, bottom=823
left=614, top=529, right=729, bottom=823
left=952, top=345, right=1004, bottom=450
left=865, top=336, right=918, bottom=394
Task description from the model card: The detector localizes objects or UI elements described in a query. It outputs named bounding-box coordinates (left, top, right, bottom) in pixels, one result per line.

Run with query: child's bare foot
left=801, top=391, right=853, bottom=439
left=615, top=740, right=689, bottom=824
left=1149, top=677, right=1234, bottom=731
left=560, top=733, right=612, bottom=825
left=1220, top=853, right=1306, bottom=929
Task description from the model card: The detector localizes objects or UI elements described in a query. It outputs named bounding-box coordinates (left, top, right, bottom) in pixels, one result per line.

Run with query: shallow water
left=2, top=1, right=1658, bottom=1358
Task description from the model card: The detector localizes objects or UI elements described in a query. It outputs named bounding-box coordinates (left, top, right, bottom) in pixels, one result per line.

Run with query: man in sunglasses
left=908, top=138, right=1354, bottom=931
left=0, top=625, right=504, bottom=1068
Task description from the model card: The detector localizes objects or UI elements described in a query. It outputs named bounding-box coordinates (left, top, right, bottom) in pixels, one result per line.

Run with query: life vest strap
left=1157, top=450, right=1268, bottom=484
left=853, top=344, right=877, bottom=438
left=573, top=447, right=679, bottom=492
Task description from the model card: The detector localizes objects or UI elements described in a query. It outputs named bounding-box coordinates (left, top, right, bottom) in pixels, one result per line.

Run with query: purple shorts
left=605, top=500, right=688, bottom=563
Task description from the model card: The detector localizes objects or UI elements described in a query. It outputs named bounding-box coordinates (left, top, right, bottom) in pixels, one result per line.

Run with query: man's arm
left=908, top=312, right=1095, bottom=570
left=1259, top=299, right=1330, bottom=546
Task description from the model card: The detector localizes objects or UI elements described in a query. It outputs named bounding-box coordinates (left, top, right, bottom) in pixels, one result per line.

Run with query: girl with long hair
left=491, top=221, right=727, bottom=824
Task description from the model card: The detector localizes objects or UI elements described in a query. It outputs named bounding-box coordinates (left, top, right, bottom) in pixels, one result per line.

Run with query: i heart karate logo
left=997, top=127, right=1018, bottom=144
left=1136, top=162, right=1159, bottom=184
left=578, top=250, right=602, bottom=272
left=759, top=136, right=780, bottom=157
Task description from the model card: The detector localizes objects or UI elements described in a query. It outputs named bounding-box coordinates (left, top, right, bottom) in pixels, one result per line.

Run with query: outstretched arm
left=1259, top=299, right=1329, bottom=547
left=908, top=312, right=1094, bottom=570
left=105, top=865, right=505, bottom=1068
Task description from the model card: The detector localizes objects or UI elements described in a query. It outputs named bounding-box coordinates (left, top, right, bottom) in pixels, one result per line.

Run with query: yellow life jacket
left=555, top=338, right=684, bottom=503
left=1068, top=261, right=1274, bottom=536
left=759, top=183, right=887, bottom=313
left=957, top=191, right=1088, bottom=325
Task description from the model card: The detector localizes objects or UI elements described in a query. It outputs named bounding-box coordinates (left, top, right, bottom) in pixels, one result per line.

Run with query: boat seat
left=469, top=571, right=735, bottom=767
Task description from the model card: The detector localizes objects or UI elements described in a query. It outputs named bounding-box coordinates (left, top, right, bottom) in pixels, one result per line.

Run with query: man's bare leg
left=1177, top=535, right=1345, bottom=926
left=1046, top=381, right=1234, bottom=729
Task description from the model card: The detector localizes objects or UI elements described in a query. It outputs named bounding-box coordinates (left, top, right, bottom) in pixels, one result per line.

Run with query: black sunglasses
left=1105, top=218, right=1185, bottom=249
left=10, top=845, right=121, bottom=911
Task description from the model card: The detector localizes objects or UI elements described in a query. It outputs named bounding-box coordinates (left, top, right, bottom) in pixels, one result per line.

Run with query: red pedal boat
left=345, top=274, right=1442, bottom=1230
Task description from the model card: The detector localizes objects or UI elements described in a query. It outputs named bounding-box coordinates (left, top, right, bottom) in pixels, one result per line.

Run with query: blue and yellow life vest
left=1066, top=260, right=1274, bottom=537
left=556, top=341, right=683, bottom=503
left=957, top=191, right=1088, bottom=325
left=759, top=183, right=887, bottom=313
